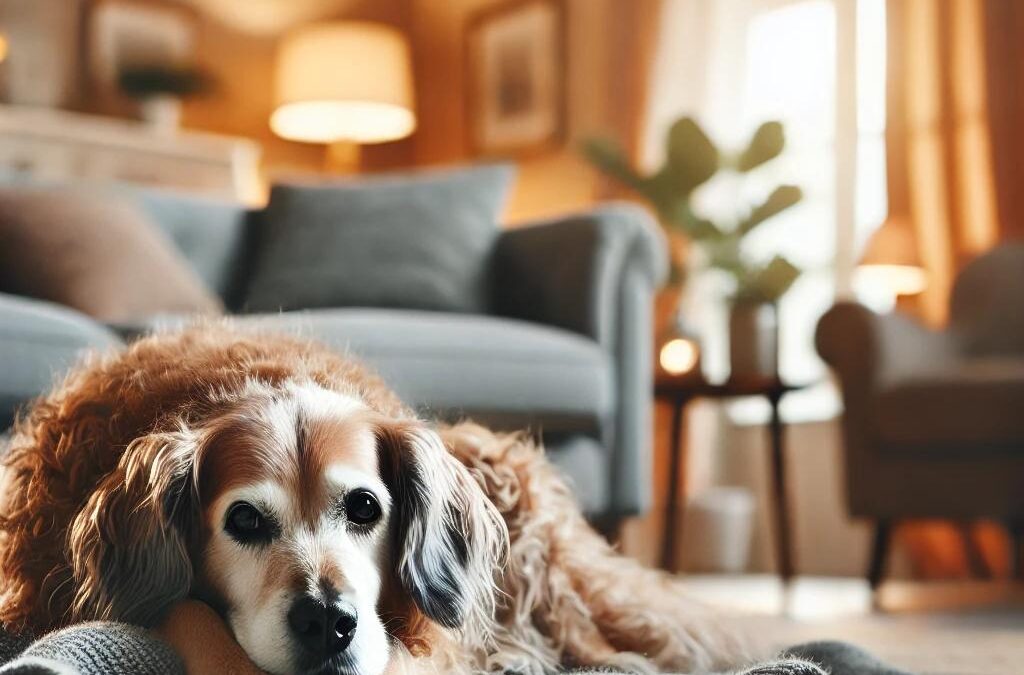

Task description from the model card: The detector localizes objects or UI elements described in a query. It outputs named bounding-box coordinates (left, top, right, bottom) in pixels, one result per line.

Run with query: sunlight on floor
left=680, top=575, right=1024, bottom=674
left=680, top=574, right=873, bottom=620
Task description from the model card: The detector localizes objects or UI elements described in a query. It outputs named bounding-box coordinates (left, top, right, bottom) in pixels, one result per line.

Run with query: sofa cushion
left=234, top=308, right=613, bottom=433
left=130, top=189, right=252, bottom=307
left=0, top=186, right=223, bottom=322
left=242, top=164, right=514, bottom=314
left=874, top=357, right=1024, bottom=452
left=0, top=293, right=122, bottom=429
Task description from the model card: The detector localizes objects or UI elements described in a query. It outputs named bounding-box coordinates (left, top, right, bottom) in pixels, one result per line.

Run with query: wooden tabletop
left=654, top=373, right=808, bottom=399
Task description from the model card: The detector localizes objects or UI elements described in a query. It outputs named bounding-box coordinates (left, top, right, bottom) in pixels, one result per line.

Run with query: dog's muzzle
left=287, top=592, right=358, bottom=661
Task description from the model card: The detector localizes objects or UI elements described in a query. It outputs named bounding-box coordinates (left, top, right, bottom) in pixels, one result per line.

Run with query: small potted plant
left=584, top=117, right=802, bottom=381
left=118, top=64, right=211, bottom=132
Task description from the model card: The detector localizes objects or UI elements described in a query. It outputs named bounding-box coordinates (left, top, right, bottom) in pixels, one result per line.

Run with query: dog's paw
left=738, top=659, right=828, bottom=675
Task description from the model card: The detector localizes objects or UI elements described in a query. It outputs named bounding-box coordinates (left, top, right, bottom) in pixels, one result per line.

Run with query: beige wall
left=408, top=0, right=617, bottom=223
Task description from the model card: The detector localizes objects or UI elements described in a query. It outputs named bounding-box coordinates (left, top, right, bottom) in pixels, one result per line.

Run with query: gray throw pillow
left=243, top=164, right=514, bottom=313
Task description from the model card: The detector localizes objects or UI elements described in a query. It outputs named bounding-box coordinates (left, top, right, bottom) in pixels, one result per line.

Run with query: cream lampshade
left=856, top=214, right=928, bottom=296
left=271, top=22, right=416, bottom=144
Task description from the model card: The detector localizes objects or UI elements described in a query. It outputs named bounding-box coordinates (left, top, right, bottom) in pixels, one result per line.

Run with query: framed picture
left=466, top=0, right=566, bottom=157
left=88, top=0, right=197, bottom=93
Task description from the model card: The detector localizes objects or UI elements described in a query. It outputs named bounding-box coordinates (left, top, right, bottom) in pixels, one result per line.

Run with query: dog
left=0, top=327, right=751, bottom=674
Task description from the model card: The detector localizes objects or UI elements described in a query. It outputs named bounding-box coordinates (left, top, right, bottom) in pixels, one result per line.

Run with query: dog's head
left=66, top=379, right=504, bottom=675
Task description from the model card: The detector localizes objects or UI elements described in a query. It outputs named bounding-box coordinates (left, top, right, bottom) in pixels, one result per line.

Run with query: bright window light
left=732, top=0, right=886, bottom=423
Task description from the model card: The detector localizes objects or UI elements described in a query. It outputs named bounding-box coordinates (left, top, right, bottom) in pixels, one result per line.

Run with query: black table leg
left=767, top=391, right=795, bottom=583
left=661, top=394, right=688, bottom=571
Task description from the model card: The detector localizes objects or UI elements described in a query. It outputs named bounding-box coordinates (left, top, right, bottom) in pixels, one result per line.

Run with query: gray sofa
left=0, top=186, right=667, bottom=523
left=815, top=242, right=1024, bottom=586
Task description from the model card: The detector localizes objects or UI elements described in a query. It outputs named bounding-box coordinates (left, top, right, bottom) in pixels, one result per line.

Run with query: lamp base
left=324, top=141, right=361, bottom=174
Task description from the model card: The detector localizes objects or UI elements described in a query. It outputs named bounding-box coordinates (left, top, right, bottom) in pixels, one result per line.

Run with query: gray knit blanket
left=0, top=622, right=911, bottom=675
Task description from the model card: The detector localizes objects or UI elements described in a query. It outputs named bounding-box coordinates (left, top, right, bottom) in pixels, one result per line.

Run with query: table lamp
left=855, top=214, right=927, bottom=311
left=271, top=21, right=416, bottom=170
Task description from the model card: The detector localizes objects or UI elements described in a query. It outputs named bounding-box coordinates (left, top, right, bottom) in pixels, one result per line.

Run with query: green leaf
left=740, top=256, right=801, bottom=302
left=642, top=171, right=688, bottom=221
left=663, top=198, right=722, bottom=239
left=581, top=138, right=647, bottom=193
left=664, top=117, right=719, bottom=195
left=737, top=185, right=803, bottom=235
left=735, top=121, right=785, bottom=172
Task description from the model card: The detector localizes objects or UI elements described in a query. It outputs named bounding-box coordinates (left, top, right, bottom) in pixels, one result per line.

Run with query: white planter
left=729, top=300, right=778, bottom=381
left=140, top=96, right=182, bottom=133
left=683, top=487, right=756, bottom=573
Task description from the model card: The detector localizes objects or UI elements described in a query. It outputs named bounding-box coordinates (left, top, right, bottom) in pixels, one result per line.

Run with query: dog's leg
left=442, top=424, right=760, bottom=675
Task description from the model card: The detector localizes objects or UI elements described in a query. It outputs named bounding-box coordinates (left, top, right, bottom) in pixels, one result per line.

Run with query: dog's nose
left=287, top=594, right=358, bottom=658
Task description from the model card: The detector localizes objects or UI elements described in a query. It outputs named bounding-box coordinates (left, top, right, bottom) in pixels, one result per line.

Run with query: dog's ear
left=377, top=422, right=504, bottom=635
left=66, top=429, right=201, bottom=627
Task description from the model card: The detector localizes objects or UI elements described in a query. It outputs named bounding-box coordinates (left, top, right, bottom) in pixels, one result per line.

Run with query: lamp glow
left=855, top=264, right=928, bottom=297
left=660, top=338, right=700, bottom=375
left=0, top=35, right=8, bottom=63
left=272, top=22, right=415, bottom=144
left=857, top=215, right=927, bottom=297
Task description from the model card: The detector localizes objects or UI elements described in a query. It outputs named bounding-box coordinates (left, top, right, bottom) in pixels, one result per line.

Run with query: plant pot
left=140, top=96, right=182, bottom=133
left=728, top=300, right=778, bottom=382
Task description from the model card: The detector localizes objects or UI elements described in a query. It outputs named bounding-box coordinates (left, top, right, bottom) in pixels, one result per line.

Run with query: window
left=667, top=0, right=886, bottom=422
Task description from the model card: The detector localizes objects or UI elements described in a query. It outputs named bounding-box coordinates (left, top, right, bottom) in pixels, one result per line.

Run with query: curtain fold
left=886, top=0, right=999, bottom=324
left=606, top=0, right=664, bottom=166
left=982, top=0, right=1024, bottom=241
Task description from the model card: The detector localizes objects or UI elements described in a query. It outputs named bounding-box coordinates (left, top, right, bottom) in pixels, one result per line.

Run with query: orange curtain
left=886, top=0, right=999, bottom=325
left=599, top=0, right=664, bottom=193
left=983, top=0, right=1024, bottom=241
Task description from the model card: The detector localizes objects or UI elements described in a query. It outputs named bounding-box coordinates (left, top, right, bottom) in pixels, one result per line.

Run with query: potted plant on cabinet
left=583, top=117, right=802, bottom=381
left=118, top=64, right=211, bottom=133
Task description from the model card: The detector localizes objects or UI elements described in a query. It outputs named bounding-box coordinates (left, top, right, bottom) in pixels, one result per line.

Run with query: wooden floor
left=682, top=575, right=1024, bottom=674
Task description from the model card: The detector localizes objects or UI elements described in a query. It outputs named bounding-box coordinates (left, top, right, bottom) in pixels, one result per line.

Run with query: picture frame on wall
left=466, top=0, right=566, bottom=157
left=88, top=0, right=198, bottom=95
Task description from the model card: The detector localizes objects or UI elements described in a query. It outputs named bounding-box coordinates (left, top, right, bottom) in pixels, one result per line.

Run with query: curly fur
left=0, top=325, right=752, bottom=673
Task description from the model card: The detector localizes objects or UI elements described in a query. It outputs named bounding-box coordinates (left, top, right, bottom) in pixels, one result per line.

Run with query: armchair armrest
left=491, top=203, right=668, bottom=517
left=815, top=302, right=958, bottom=392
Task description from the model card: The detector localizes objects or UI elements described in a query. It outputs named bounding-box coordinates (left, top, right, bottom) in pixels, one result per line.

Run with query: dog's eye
left=345, top=489, right=381, bottom=525
left=225, top=501, right=274, bottom=543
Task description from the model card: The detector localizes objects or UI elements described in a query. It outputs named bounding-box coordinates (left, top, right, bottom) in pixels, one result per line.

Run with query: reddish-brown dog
left=0, top=327, right=749, bottom=674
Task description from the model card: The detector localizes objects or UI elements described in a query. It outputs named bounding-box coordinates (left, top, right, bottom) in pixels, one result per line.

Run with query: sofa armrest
left=491, top=204, right=668, bottom=517
left=491, top=203, right=668, bottom=347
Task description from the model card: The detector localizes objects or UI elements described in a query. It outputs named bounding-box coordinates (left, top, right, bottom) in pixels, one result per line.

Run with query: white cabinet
left=0, top=106, right=263, bottom=203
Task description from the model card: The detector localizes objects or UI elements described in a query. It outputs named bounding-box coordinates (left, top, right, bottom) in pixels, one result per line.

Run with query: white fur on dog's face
left=199, top=384, right=394, bottom=675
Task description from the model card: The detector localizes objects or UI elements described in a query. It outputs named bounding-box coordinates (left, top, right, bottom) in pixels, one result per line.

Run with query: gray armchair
left=816, top=243, right=1024, bottom=586
left=0, top=186, right=667, bottom=526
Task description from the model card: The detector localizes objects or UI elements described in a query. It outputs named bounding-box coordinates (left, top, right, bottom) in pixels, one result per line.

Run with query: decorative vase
left=728, top=300, right=778, bottom=382
left=140, top=95, right=182, bottom=133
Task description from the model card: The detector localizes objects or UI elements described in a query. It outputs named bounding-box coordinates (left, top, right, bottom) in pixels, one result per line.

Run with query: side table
left=655, top=375, right=807, bottom=580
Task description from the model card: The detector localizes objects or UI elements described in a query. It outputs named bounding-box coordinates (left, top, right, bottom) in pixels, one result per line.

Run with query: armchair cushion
left=243, top=164, right=514, bottom=314
left=950, top=242, right=1024, bottom=355
left=875, top=356, right=1024, bottom=450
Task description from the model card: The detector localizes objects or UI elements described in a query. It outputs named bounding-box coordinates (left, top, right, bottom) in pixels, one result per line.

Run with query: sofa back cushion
left=242, top=164, right=514, bottom=314
left=131, top=189, right=254, bottom=307
left=0, top=186, right=223, bottom=322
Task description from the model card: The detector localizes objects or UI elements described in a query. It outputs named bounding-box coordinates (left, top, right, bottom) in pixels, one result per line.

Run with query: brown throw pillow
left=0, top=186, right=223, bottom=321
